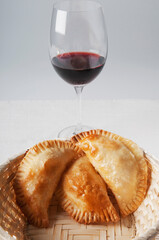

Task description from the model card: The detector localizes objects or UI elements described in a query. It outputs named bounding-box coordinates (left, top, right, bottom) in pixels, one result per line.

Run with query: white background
left=0, top=0, right=159, bottom=100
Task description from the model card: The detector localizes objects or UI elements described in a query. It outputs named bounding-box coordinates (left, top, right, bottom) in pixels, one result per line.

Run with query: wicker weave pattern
left=0, top=154, right=27, bottom=240
left=0, top=153, right=159, bottom=240
left=134, top=154, right=159, bottom=239
left=27, top=198, right=135, bottom=240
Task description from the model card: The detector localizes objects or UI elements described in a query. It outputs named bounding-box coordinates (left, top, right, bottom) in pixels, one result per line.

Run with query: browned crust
left=56, top=188, right=120, bottom=224
left=56, top=155, right=120, bottom=224
left=71, top=129, right=148, bottom=217
left=13, top=140, right=84, bottom=228
left=144, top=153, right=152, bottom=195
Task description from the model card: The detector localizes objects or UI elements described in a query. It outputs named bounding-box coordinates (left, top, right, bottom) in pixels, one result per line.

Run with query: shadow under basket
left=0, top=152, right=159, bottom=240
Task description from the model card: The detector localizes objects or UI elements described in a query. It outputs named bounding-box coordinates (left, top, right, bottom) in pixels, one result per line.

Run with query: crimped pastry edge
left=13, top=139, right=84, bottom=228
left=71, top=129, right=149, bottom=217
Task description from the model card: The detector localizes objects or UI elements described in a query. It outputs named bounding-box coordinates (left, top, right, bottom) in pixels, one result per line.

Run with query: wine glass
left=49, top=0, right=108, bottom=138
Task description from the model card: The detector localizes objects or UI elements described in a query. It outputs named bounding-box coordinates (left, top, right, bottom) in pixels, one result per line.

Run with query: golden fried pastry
left=56, top=155, right=120, bottom=224
left=71, top=129, right=148, bottom=217
left=14, top=140, right=83, bottom=228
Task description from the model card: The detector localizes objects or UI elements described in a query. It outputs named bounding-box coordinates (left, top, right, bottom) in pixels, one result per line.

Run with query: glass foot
left=57, top=125, right=93, bottom=139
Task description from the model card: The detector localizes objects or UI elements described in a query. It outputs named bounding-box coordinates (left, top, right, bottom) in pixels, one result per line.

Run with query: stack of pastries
left=13, top=130, right=150, bottom=228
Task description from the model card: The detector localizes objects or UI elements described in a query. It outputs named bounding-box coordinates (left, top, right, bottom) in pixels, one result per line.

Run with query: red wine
left=52, top=52, right=105, bottom=85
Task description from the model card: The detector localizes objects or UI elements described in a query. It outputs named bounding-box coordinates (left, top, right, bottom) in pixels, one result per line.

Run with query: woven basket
left=0, top=151, right=159, bottom=240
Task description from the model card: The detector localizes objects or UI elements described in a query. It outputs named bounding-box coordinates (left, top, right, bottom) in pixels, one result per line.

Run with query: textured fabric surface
left=0, top=100, right=159, bottom=164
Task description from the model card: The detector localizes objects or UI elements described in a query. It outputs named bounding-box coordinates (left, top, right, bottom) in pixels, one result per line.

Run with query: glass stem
left=74, top=85, right=84, bottom=132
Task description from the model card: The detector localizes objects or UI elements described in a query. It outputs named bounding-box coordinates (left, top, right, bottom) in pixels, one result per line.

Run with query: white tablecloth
left=0, top=100, right=159, bottom=164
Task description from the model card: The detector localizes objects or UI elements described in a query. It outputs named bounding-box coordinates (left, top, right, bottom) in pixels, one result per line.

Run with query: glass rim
left=53, top=0, right=102, bottom=12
